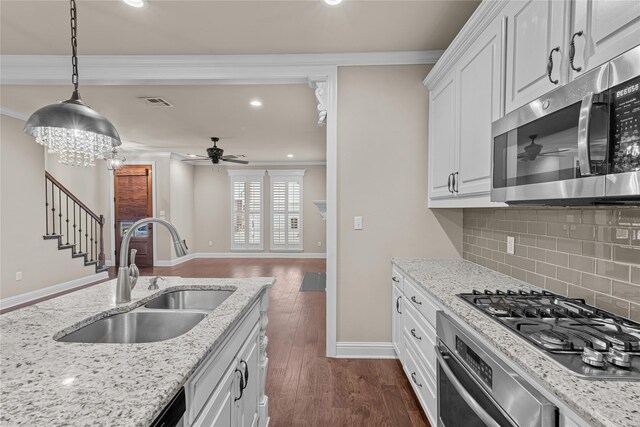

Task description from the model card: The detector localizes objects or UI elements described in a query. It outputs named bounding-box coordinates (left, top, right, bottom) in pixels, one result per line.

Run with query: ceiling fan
left=184, top=137, right=249, bottom=164
left=518, top=135, right=569, bottom=162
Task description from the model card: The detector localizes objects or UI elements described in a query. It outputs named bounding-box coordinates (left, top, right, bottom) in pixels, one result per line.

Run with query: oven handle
left=436, top=346, right=502, bottom=427
left=577, top=91, right=594, bottom=176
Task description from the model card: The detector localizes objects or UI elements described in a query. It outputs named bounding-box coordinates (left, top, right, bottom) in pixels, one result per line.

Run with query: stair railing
left=44, top=171, right=105, bottom=269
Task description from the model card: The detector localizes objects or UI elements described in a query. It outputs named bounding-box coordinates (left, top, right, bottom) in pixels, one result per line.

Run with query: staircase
left=43, top=171, right=108, bottom=273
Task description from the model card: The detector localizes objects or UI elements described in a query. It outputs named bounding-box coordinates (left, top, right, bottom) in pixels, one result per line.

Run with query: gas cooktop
left=457, top=289, right=640, bottom=380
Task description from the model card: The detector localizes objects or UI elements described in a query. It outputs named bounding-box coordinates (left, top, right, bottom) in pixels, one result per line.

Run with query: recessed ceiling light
left=250, top=100, right=263, bottom=107
left=323, top=0, right=343, bottom=5
left=122, top=0, right=145, bottom=8
left=287, top=154, right=294, bottom=158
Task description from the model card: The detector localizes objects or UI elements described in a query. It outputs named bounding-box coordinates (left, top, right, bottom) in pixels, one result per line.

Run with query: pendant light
left=105, top=147, right=126, bottom=171
left=23, top=0, right=121, bottom=166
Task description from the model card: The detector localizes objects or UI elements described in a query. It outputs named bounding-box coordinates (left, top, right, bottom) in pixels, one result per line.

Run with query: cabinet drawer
left=187, top=302, right=260, bottom=424
left=391, top=267, right=404, bottom=293
left=403, top=303, right=437, bottom=376
left=404, top=278, right=439, bottom=329
left=403, top=333, right=437, bottom=426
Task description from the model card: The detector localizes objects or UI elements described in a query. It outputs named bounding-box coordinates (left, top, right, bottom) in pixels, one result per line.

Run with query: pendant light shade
left=105, top=147, right=126, bottom=171
left=23, top=0, right=121, bottom=166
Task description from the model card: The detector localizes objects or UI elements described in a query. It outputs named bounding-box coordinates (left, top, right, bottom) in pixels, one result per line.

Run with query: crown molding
left=267, top=169, right=306, bottom=176
left=0, top=106, right=29, bottom=121
left=423, top=0, right=508, bottom=89
left=227, top=169, right=266, bottom=176
left=1, top=51, right=442, bottom=85
left=188, top=160, right=326, bottom=167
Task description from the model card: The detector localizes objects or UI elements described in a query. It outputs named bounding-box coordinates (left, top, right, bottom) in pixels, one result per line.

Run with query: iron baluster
left=66, top=194, right=70, bottom=244
left=45, top=176, right=49, bottom=235
left=51, top=181, right=56, bottom=235
left=85, top=211, right=88, bottom=259
left=58, top=188, right=63, bottom=240
left=73, top=201, right=77, bottom=253
left=78, top=210, right=82, bottom=254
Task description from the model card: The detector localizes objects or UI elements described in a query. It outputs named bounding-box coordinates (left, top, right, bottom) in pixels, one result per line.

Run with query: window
left=228, top=170, right=265, bottom=251
left=269, top=170, right=305, bottom=251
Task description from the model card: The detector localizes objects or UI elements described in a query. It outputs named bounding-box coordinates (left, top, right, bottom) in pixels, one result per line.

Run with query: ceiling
left=0, top=1, right=479, bottom=55
left=1, top=84, right=327, bottom=162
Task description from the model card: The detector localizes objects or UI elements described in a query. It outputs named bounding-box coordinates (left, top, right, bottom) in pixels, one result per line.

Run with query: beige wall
left=337, top=65, right=463, bottom=343
left=193, top=165, right=326, bottom=253
left=169, top=158, right=195, bottom=259
left=0, top=116, right=102, bottom=299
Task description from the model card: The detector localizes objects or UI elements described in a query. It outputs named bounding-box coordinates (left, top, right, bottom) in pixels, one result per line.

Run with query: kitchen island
left=0, top=276, right=274, bottom=426
left=392, top=257, right=640, bottom=427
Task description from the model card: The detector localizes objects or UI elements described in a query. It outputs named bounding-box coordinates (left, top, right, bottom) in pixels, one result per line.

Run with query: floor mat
left=299, top=272, right=326, bottom=292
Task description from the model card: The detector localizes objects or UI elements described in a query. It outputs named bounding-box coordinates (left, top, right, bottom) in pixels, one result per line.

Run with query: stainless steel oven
left=436, top=312, right=557, bottom=427
left=491, top=45, right=640, bottom=205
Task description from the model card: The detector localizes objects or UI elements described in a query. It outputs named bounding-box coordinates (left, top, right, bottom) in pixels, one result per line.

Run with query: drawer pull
left=411, top=296, right=422, bottom=305
left=411, top=372, right=422, bottom=388
left=239, top=359, right=249, bottom=389
left=396, top=296, right=402, bottom=314
left=234, top=368, right=245, bottom=401
left=392, top=276, right=400, bottom=283
left=410, top=328, right=422, bottom=340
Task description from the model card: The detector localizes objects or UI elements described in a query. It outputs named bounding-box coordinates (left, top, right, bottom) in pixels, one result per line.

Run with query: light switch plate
left=354, top=216, right=363, bottom=230
left=15, top=272, right=22, bottom=281
left=507, top=236, right=515, bottom=254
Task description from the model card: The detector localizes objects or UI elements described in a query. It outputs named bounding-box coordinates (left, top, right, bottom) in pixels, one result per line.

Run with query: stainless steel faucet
left=116, top=218, right=188, bottom=304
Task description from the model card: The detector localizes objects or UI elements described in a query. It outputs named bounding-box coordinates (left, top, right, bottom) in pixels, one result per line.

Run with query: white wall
left=193, top=165, right=326, bottom=254
left=0, top=115, right=103, bottom=299
left=336, top=65, right=463, bottom=343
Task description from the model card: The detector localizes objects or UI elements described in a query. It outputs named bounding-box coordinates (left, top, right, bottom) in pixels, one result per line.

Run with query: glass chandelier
left=105, top=148, right=126, bottom=171
left=23, top=0, right=121, bottom=166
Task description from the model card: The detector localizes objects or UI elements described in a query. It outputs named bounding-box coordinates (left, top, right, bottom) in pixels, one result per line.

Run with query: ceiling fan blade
left=222, top=158, right=249, bottom=164
left=539, top=149, right=570, bottom=155
left=220, top=155, right=238, bottom=159
left=183, top=158, right=212, bottom=162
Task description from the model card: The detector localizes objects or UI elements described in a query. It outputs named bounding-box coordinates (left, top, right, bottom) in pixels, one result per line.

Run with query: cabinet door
left=428, top=76, right=457, bottom=200
left=192, top=362, right=240, bottom=427
left=570, top=0, right=640, bottom=80
left=238, top=325, right=260, bottom=427
left=457, top=19, right=503, bottom=196
left=504, top=0, right=569, bottom=113
left=392, top=284, right=403, bottom=361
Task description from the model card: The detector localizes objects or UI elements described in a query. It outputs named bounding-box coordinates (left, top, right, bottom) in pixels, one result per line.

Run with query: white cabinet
left=391, top=270, right=404, bottom=362
left=504, top=0, right=569, bottom=113
left=426, top=16, right=505, bottom=207
left=186, top=290, right=269, bottom=427
left=570, top=0, right=640, bottom=80
left=428, top=76, right=457, bottom=200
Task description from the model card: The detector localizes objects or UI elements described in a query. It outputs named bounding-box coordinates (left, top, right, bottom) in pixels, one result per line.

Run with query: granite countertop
left=392, top=257, right=640, bottom=427
left=0, top=276, right=275, bottom=426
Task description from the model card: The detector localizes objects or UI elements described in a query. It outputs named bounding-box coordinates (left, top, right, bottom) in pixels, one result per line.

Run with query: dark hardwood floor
left=113, top=258, right=431, bottom=427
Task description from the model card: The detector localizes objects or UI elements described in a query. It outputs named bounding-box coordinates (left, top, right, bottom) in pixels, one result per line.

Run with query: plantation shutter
left=229, top=170, right=265, bottom=251
left=269, top=170, right=304, bottom=251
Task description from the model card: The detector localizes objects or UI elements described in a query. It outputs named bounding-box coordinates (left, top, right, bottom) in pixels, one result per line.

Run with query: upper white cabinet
left=570, top=0, right=640, bottom=80
left=424, top=0, right=640, bottom=208
left=504, top=0, right=569, bottom=113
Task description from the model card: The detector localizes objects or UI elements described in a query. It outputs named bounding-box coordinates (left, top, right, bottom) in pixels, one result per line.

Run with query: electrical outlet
left=208, top=241, right=213, bottom=246
left=507, top=236, right=515, bottom=255
left=354, top=216, right=363, bottom=230
left=317, top=241, right=322, bottom=247
left=15, top=272, right=22, bottom=281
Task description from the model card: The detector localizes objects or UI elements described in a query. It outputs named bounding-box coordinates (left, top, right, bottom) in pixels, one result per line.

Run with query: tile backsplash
left=462, top=207, right=640, bottom=321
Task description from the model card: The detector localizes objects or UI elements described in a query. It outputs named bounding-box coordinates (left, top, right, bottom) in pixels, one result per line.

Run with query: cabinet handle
left=239, top=359, right=249, bottom=389
left=411, top=296, right=422, bottom=306
left=447, top=173, right=453, bottom=193
left=396, top=296, right=402, bottom=314
left=569, top=31, right=583, bottom=72
left=546, top=46, right=561, bottom=84
left=392, top=276, right=400, bottom=283
left=454, top=172, right=459, bottom=193
left=411, top=372, right=423, bottom=388
left=234, top=368, right=245, bottom=401
left=410, top=328, right=422, bottom=340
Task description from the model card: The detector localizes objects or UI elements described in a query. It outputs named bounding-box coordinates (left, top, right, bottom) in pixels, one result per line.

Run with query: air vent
left=139, top=97, right=173, bottom=107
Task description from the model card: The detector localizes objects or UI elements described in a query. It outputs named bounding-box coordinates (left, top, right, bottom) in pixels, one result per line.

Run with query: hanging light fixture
left=105, top=147, right=126, bottom=171
left=23, top=0, right=121, bottom=167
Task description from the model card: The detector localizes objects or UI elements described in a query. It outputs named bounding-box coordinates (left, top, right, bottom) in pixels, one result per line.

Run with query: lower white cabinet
left=186, top=290, right=269, bottom=427
left=391, top=266, right=440, bottom=426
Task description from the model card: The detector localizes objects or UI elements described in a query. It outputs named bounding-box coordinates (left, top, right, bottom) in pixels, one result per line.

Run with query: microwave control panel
left=610, top=75, right=640, bottom=173
left=456, top=336, right=493, bottom=388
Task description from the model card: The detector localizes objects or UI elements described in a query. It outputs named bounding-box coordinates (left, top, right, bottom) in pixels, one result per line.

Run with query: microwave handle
left=436, top=346, right=502, bottom=427
left=577, top=92, right=594, bottom=176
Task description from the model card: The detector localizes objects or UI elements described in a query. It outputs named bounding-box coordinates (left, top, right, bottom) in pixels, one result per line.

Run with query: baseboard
left=335, top=341, right=397, bottom=359
left=196, top=252, right=326, bottom=259
left=0, top=271, right=109, bottom=311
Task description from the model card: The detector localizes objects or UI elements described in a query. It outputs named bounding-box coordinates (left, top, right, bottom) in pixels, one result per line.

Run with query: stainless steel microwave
left=491, top=45, right=640, bottom=205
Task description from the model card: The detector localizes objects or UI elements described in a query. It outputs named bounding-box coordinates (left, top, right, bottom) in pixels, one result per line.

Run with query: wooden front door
left=114, top=165, right=153, bottom=267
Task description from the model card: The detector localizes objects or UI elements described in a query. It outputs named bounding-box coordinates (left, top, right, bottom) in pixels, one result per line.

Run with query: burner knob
left=581, top=347, right=605, bottom=368
left=605, top=348, right=631, bottom=369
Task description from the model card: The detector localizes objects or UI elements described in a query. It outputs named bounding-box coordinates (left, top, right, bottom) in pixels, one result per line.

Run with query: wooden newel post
left=98, top=215, right=106, bottom=268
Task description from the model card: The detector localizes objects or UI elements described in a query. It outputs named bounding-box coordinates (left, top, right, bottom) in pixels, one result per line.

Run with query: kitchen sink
left=144, top=289, right=233, bottom=311
left=57, top=311, right=207, bottom=344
